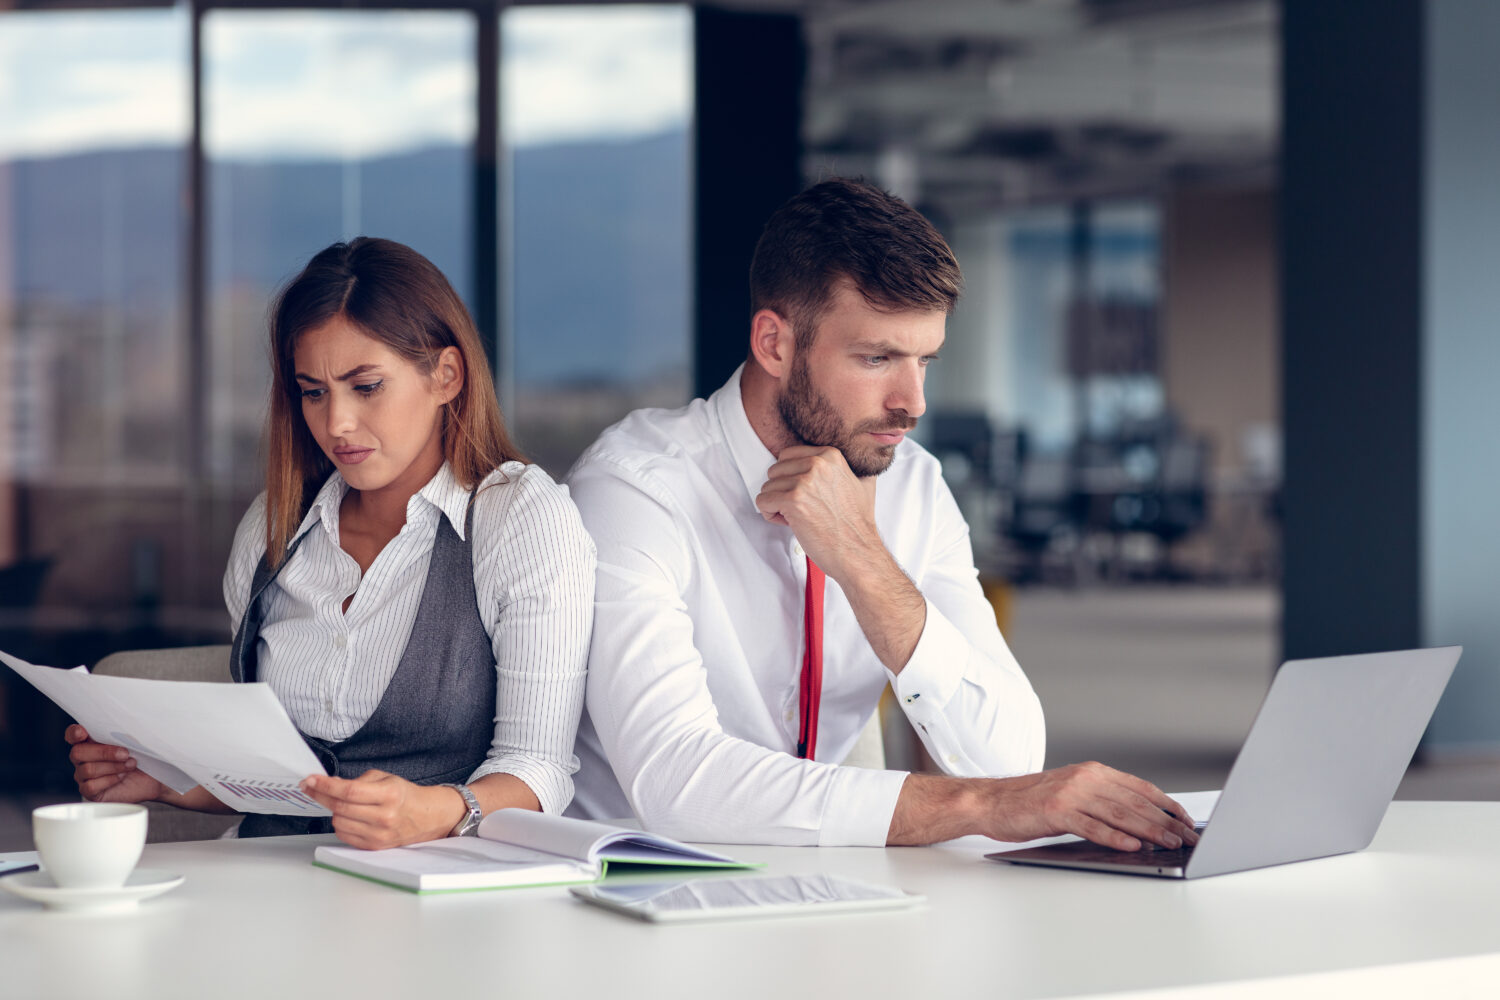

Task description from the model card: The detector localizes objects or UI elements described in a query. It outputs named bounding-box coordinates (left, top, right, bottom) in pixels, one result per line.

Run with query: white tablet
left=570, top=874, right=924, bottom=924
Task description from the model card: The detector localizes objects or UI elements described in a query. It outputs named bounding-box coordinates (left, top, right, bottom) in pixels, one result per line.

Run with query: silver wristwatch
left=443, top=783, right=483, bottom=837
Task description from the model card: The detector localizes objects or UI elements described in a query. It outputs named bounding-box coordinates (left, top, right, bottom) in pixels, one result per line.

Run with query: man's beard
left=776, top=354, right=915, bottom=478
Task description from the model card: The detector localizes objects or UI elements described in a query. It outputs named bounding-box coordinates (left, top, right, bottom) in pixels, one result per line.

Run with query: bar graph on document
left=205, top=775, right=327, bottom=815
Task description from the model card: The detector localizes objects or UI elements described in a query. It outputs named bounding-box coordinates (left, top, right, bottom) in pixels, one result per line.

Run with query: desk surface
left=4, top=801, right=1499, bottom=1000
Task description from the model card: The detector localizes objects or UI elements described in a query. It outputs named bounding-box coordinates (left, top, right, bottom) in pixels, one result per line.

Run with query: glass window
left=501, top=5, right=693, bottom=475
left=0, top=8, right=190, bottom=785
left=203, top=10, right=476, bottom=496
left=1, top=10, right=189, bottom=490
left=1006, top=200, right=1162, bottom=449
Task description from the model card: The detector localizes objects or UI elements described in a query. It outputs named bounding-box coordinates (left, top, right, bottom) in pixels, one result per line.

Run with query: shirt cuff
left=468, top=756, right=575, bottom=816
left=818, top=765, right=910, bottom=847
left=889, top=598, right=969, bottom=720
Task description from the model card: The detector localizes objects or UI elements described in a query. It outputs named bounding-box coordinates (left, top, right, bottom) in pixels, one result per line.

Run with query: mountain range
left=9, top=130, right=690, bottom=385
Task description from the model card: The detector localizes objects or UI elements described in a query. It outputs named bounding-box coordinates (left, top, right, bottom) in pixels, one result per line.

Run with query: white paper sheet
left=2, top=649, right=331, bottom=817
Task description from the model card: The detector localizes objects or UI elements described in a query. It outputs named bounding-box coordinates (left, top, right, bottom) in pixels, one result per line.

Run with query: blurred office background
left=3, top=0, right=1499, bottom=836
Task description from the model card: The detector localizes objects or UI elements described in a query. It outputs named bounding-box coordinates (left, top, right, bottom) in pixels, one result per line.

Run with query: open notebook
left=314, top=809, right=758, bottom=894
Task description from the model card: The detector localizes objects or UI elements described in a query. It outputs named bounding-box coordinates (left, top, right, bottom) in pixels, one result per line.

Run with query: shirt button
left=947, top=754, right=959, bottom=765
left=792, top=541, right=805, bottom=557
left=333, top=634, right=347, bottom=649
left=785, top=708, right=796, bottom=722
left=324, top=698, right=334, bottom=713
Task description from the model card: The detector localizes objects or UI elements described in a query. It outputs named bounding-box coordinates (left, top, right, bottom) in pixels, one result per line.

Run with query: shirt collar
left=416, top=461, right=474, bottom=541
left=710, top=363, right=780, bottom=511
left=287, top=461, right=472, bottom=550
left=290, top=473, right=349, bottom=549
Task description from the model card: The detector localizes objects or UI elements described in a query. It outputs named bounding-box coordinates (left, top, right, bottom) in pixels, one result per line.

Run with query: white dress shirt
left=568, top=366, right=1045, bottom=846
left=223, top=460, right=595, bottom=815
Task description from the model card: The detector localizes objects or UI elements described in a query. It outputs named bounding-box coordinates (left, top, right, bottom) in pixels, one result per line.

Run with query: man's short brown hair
left=748, top=177, right=963, bottom=347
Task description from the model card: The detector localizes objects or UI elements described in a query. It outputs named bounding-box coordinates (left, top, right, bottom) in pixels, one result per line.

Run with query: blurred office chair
left=1003, top=452, right=1080, bottom=582
left=91, top=646, right=241, bottom=842
left=928, top=411, right=996, bottom=487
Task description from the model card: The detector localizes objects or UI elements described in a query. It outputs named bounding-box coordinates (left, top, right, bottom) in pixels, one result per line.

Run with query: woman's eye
left=299, top=387, right=324, bottom=401
left=354, top=381, right=384, bottom=395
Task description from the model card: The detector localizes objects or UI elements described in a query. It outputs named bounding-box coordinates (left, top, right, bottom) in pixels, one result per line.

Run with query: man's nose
left=889, top=362, right=927, bottom=420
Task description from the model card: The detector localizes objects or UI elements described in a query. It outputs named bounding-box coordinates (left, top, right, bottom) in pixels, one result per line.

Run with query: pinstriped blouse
left=223, top=461, right=595, bottom=814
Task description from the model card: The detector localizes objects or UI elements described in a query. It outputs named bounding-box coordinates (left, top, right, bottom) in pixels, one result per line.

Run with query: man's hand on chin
left=754, top=444, right=881, bottom=578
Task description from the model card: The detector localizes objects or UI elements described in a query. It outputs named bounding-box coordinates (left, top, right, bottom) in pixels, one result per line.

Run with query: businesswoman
left=65, top=237, right=595, bottom=848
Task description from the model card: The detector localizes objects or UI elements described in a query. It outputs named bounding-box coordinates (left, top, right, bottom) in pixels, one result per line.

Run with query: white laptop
left=987, top=646, right=1462, bottom=879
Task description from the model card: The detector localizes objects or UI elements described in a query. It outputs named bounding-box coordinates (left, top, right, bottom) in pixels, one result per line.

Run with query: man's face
left=776, top=283, right=946, bottom=477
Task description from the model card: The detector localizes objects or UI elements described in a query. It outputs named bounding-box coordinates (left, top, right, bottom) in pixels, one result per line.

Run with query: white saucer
left=2, top=868, right=184, bottom=914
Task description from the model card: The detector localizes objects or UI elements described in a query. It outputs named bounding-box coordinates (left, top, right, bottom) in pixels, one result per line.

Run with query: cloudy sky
left=0, top=4, right=692, bottom=161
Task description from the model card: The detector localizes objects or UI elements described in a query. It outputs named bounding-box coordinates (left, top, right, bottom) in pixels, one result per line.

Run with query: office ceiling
left=724, top=0, right=1278, bottom=213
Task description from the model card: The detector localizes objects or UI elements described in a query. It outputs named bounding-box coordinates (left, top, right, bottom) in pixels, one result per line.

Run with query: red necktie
left=797, top=556, right=826, bottom=760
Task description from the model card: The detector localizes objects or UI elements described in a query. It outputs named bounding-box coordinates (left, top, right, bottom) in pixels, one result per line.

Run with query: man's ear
left=432, top=346, right=465, bottom=405
left=749, top=308, right=796, bottom=380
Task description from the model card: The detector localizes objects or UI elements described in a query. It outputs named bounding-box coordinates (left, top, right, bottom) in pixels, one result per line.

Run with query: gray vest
left=229, top=493, right=495, bottom=838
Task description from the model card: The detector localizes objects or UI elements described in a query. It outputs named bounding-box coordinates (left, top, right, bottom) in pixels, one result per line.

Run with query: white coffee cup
left=33, top=802, right=148, bottom=890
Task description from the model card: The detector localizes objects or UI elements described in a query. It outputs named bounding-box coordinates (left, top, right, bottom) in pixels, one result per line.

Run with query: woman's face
left=293, top=315, right=461, bottom=500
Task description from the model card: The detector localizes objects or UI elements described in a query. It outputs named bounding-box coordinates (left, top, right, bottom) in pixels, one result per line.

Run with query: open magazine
left=314, top=808, right=759, bottom=893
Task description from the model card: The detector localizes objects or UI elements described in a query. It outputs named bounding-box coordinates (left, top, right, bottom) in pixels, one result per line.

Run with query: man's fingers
left=1070, top=814, right=1142, bottom=852
left=764, top=456, right=818, bottom=480
left=1083, top=800, right=1183, bottom=850
left=1048, top=763, right=1197, bottom=850
left=64, top=725, right=91, bottom=745
left=1111, top=771, right=1196, bottom=830
left=1092, top=785, right=1196, bottom=847
left=774, top=444, right=834, bottom=463
left=1103, top=780, right=1199, bottom=844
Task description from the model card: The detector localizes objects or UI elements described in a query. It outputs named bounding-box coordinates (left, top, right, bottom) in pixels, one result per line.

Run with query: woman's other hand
left=301, top=770, right=466, bottom=850
left=65, top=725, right=167, bottom=804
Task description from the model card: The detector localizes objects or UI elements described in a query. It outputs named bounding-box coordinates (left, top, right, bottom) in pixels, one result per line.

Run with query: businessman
left=568, top=177, right=1197, bottom=850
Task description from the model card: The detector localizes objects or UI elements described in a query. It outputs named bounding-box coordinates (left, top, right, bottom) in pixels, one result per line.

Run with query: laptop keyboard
left=1079, top=843, right=1196, bottom=867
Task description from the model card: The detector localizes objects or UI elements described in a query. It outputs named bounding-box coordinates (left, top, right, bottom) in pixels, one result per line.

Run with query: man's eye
left=861, top=356, right=888, bottom=367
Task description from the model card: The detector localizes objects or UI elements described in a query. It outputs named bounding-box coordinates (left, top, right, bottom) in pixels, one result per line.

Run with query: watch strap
left=443, top=782, right=483, bottom=837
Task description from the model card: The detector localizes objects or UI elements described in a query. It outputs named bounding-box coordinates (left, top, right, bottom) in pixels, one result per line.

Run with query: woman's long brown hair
left=264, top=237, right=521, bottom=567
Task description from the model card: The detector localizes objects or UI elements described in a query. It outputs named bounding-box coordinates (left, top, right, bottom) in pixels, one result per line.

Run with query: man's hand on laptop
left=889, top=764, right=1199, bottom=850
left=982, top=763, right=1200, bottom=850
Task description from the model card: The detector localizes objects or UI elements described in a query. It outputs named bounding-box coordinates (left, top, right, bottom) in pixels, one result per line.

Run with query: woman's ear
left=433, top=346, right=465, bottom=405
left=749, top=308, right=796, bottom=381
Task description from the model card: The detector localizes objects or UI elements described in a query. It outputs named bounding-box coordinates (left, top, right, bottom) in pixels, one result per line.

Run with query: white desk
left=4, top=801, right=1500, bottom=1000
